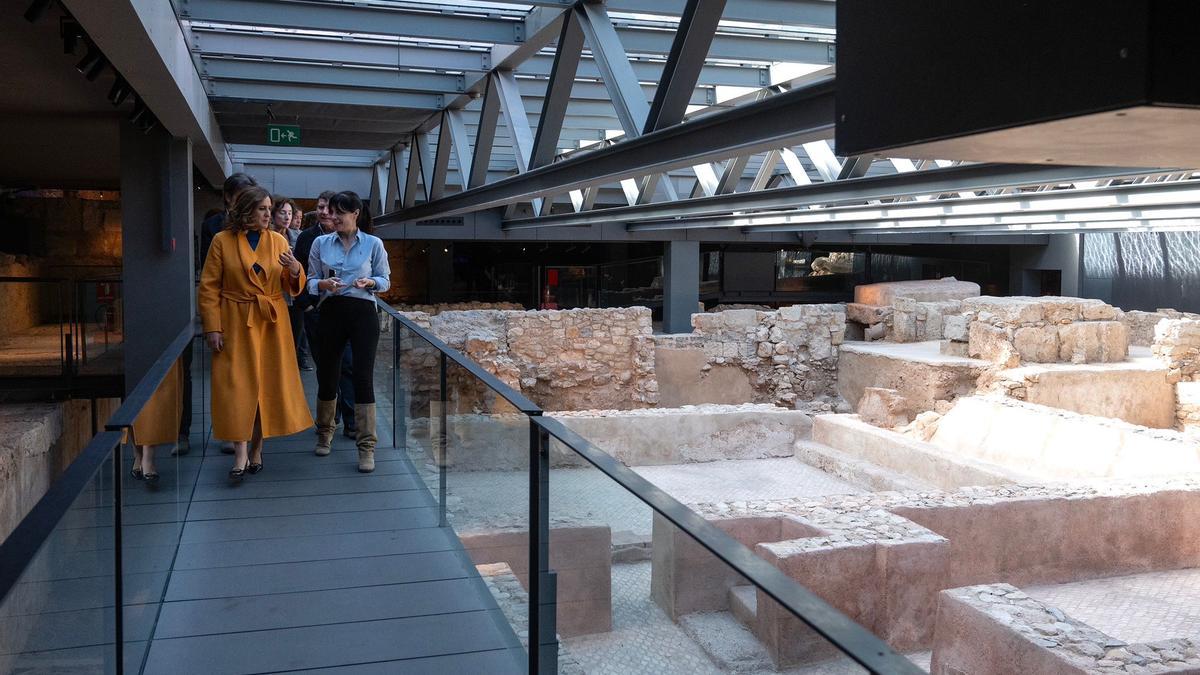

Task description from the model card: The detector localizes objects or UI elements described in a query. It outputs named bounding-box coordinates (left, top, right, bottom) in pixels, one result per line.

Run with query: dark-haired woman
left=307, top=191, right=390, bottom=472
left=199, top=186, right=314, bottom=481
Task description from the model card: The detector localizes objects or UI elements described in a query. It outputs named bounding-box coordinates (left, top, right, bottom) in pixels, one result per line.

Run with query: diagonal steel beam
left=430, top=113, right=453, bottom=201
left=469, top=75, right=502, bottom=190
left=493, top=70, right=544, bottom=214
left=444, top=111, right=474, bottom=187
left=531, top=11, right=585, bottom=171
left=644, top=0, right=728, bottom=133
left=379, top=79, right=835, bottom=224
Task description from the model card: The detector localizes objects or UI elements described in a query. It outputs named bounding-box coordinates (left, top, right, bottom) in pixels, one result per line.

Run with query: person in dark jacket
left=295, top=190, right=357, bottom=435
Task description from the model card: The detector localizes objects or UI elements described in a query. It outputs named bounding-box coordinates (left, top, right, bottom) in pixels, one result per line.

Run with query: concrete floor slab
left=1029, top=568, right=1200, bottom=645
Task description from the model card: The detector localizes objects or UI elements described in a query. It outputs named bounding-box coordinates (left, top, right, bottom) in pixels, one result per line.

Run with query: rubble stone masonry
left=655, top=304, right=846, bottom=409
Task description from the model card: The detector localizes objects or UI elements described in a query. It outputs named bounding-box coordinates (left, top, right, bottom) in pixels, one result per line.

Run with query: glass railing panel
left=537, top=417, right=923, bottom=674
left=393, top=319, right=443, bottom=501
left=441, top=359, right=530, bottom=669
left=120, top=341, right=206, bottom=671
left=0, top=433, right=125, bottom=673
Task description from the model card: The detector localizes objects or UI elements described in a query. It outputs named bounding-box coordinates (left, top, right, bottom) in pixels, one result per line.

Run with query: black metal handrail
left=377, top=301, right=542, bottom=415
left=379, top=297, right=921, bottom=674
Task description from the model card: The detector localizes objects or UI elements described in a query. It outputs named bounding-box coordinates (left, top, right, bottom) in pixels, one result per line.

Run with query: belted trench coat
left=199, top=229, right=313, bottom=441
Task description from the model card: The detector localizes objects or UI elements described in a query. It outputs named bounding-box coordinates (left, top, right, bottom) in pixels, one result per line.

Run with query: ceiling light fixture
left=23, top=0, right=52, bottom=23
left=76, top=45, right=106, bottom=81
left=107, top=76, right=130, bottom=106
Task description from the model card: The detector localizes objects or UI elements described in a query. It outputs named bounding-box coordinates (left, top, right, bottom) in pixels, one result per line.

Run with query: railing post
left=438, top=352, right=448, bottom=528
left=112, top=440, right=124, bottom=675
left=528, top=419, right=557, bottom=674
left=392, top=317, right=400, bottom=450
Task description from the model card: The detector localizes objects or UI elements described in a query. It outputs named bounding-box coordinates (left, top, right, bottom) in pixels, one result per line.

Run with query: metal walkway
left=1, top=364, right=525, bottom=674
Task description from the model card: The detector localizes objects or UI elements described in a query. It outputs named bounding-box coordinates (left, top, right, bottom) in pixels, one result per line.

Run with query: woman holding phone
left=306, top=191, right=390, bottom=472
left=199, top=186, right=313, bottom=481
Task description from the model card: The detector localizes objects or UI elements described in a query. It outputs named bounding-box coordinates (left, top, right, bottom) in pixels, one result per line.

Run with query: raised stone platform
left=963, top=296, right=1128, bottom=365
left=995, top=347, right=1175, bottom=428
left=837, top=340, right=988, bottom=418
left=931, top=396, right=1200, bottom=480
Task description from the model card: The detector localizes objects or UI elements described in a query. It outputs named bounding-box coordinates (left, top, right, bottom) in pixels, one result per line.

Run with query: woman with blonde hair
left=199, top=186, right=313, bottom=481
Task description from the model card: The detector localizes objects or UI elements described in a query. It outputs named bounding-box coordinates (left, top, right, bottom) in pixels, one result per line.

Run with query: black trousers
left=316, top=297, right=380, bottom=405
left=304, top=302, right=356, bottom=425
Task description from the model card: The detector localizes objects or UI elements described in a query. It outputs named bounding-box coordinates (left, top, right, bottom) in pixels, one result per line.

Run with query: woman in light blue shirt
left=306, top=191, right=391, bottom=472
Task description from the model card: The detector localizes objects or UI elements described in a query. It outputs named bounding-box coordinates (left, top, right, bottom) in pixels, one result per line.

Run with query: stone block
left=1038, top=297, right=1083, bottom=324
left=1013, top=325, right=1060, bottom=363
left=721, top=308, right=759, bottom=329
left=846, top=302, right=892, bottom=326
left=962, top=297, right=1045, bottom=325
left=1058, top=321, right=1128, bottom=364
left=857, top=387, right=911, bottom=428
left=944, top=315, right=970, bottom=342
left=854, top=278, right=980, bottom=306
left=1079, top=298, right=1119, bottom=321
left=968, top=322, right=1017, bottom=364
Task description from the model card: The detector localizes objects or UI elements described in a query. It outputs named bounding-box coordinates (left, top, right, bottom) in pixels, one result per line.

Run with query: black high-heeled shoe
left=144, top=472, right=160, bottom=488
left=247, top=460, right=263, bottom=475
left=228, top=462, right=247, bottom=483
left=130, top=465, right=144, bottom=480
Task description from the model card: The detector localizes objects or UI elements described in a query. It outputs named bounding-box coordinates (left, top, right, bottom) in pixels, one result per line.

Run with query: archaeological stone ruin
left=392, top=279, right=1200, bottom=673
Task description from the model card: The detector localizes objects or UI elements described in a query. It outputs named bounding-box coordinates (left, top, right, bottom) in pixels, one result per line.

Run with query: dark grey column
left=121, top=128, right=195, bottom=392
left=662, top=240, right=699, bottom=334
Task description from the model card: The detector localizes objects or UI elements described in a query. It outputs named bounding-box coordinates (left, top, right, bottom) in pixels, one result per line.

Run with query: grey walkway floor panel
left=179, top=506, right=442, bottom=544
left=164, top=549, right=477, bottom=602
left=142, top=609, right=520, bottom=674
left=172, top=526, right=460, bottom=569
left=194, top=456, right=413, bottom=483
left=189, top=473, right=425, bottom=501
left=1, top=572, right=168, bottom=616
left=184, top=489, right=435, bottom=520
left=0, top=602, right=157, bottom=655
left=18, top=544, right=178, bottom=583
left=0, top=641, right=146, bottom=674
left=312, top=648, right=526, bottom=674
left=153, top=578, right=498, bottom=639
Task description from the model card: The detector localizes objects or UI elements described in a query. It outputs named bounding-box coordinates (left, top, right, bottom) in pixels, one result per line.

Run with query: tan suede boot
left=355, top=403, right=377, bottom=473
left=315, top=399, right=337, bottom=456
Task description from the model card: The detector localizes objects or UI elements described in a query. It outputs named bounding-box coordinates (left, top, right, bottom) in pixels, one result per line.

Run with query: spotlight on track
left=75, top=45, right=106, bottom=81
left=59, top=18, right=82, bottom=54
left=107, top=76, right=130, bottom=106
left=139, top=115, right=158, bottom=135
left=23, top=0, right=53, bottom=23
left=130, top=97, right=150, bottom=125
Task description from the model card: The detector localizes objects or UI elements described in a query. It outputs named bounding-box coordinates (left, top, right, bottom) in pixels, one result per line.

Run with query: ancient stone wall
left=404, top=307, right=658, bottom=413
left=891, top=298, right=964, bottom=343
left=1152, top=319, right=1200, bottom=382
left=1125, top=309, right=1200, bottom=347
left=392, top=301, right=525, bottom=315
left=962, top=296, right=1127, bottom=365
left=654, top=304, right=846, bottom=410
left=0, top=253, right=45, bottom=338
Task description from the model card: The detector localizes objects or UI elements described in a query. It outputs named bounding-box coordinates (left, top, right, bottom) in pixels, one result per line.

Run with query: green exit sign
left=267, top=124, right=301, bottom=146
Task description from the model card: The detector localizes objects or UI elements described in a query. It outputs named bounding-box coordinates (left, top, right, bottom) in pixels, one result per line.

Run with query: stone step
left=794, top=440, right=935, bottom=493
left=678, top=610, right=775, bottom=673
left=729, top=584, right=758, bottom=629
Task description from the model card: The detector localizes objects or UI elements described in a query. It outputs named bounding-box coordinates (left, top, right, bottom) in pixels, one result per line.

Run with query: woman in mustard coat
left=199, top=186, right=313, bottom=481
